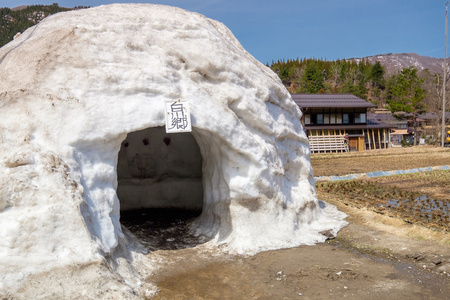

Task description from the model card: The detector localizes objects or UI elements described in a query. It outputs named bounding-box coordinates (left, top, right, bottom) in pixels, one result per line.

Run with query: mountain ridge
left=348, top=53, right=445, bottom=76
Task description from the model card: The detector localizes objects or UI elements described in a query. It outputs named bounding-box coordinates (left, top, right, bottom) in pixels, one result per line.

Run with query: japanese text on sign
left=165, top=99, right=192, bottom=133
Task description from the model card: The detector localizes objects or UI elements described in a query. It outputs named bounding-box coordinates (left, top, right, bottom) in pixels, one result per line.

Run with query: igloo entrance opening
left=117, top=127, right=204, bottom=250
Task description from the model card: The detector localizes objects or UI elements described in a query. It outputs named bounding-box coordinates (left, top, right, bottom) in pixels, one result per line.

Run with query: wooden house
left=292, top=94, right=395, bottom=153
left=369, top=109, right=411, bottom=146
left=417, top=112, right=450, bottom=143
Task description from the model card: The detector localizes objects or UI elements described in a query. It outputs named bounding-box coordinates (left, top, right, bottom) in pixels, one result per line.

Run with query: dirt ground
left=142, top=146, right=450, bottom=300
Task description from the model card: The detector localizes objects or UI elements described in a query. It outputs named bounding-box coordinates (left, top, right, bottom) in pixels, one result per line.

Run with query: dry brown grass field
left=311, top=146, right=450, bottom=177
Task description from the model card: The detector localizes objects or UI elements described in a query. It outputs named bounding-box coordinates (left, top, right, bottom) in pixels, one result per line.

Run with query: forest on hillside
left=269, top=58, right=445, bottom=116
left=0, top=3, right=88, bottom=47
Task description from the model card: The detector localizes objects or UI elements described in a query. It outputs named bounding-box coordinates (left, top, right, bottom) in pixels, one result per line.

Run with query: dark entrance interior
left=117, top=127, right=203, bottom=250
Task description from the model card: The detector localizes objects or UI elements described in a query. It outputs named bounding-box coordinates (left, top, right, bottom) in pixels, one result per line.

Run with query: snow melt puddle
left=120, top=208, right=203, bottom=251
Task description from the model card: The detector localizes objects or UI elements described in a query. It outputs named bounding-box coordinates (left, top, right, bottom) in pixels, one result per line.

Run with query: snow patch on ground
left=315, top=165, right=450, bottom=182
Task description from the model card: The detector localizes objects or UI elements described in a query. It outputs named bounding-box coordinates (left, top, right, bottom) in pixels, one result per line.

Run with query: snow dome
left=0, top=3, right=346, bottom=296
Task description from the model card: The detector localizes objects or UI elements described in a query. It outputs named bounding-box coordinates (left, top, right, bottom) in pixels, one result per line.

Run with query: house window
left=317, top=114, right=324, bottom=124
left=324, top=114, right=330, bottom=124
left=343, top=113, right=349, bottom=124
left=304, top=114, right=311, bottom=125
left=330, top=114, right=336, bottom=124
left=336, top=114, right=342, bottom=123
left=354, top=113, right=366, bottom=123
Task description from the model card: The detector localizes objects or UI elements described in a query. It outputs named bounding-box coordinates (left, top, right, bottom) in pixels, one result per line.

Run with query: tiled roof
left=367, top=112, right=399, bottom=123
left=419, top=112, right=450, bottom=120
left=419, top=112, right=438, bottom=120
left=292, top=94, right=377, bottom=109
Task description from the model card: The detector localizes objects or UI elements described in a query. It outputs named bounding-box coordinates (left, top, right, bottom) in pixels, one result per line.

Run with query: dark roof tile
left=292, top=93, right=377, bottom=109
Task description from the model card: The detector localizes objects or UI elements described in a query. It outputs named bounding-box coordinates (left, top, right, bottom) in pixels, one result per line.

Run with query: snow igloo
left=0, top=3, right=347, bottom=296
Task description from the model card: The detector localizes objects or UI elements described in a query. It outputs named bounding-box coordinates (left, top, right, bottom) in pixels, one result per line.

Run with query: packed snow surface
left=0, top=3, right=347, bottom=297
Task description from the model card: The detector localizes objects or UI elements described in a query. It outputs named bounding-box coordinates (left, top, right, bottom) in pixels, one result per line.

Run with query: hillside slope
left=349, top=53, right=444, bottom=76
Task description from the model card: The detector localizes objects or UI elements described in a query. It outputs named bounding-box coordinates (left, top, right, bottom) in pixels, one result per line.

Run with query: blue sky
left=1, top=0, right=447, bottom=64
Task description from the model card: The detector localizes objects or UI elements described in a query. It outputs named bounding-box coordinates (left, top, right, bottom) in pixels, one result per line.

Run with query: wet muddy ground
left=121, top=208, right=202, bottom=251
left=122, top=205, right=449, bottom=299
left=315, top=171, right=450, bottom=232
left=121, top=146, right=450, bottom=299
left=150, top=242, right=449, bottom=300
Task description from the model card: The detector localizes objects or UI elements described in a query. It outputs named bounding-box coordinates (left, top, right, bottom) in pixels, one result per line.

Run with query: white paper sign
left=165, top=99, right=192, bottom=133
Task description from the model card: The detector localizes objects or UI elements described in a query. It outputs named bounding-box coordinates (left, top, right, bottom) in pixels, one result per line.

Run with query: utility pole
left=443, top=2, right=449, bottom=147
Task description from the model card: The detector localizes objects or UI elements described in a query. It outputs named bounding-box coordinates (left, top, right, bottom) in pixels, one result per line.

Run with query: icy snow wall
left=0, top=3, right=346, bottom=295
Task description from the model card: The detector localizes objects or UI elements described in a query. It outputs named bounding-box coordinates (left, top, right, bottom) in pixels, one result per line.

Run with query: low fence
left=308, top=135, right=349, bottom=153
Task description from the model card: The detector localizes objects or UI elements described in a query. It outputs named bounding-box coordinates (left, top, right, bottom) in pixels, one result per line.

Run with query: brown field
left=150, top=146, right=450, bottom=300
left=314, top=146, right=450, bottom=233
left=311, top=146, right=450, bottom=177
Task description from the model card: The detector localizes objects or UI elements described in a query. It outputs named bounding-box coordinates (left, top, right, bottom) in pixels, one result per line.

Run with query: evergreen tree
left=386, top=66, right=426, bottom=145
left=386, top=66, right=425, bottom=113
left=300, top=61, right=324, bottom=93
left=370, top=61, right=385, bottom=89
left=0, top=4, right=76, bottom=48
